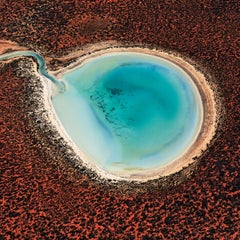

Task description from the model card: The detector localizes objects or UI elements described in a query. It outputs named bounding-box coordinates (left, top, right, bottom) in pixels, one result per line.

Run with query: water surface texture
left=52, top=52, right=203, bottom=175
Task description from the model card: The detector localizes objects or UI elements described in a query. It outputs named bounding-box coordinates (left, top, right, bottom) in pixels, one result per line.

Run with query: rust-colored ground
left=0, top=0, right=239, bottom=239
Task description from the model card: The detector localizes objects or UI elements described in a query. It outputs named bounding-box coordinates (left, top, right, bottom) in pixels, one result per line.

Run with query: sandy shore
left=1, top=41, right=218, bottom=182
left=44, top=43, right=218, bottom=181
left=0, top=40, right=28, bottom=55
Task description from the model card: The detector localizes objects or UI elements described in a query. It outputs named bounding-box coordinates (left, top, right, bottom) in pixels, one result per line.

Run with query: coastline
left=0, top=41, right=219, bottom=182
left=46, top=43, right=218, bottom=182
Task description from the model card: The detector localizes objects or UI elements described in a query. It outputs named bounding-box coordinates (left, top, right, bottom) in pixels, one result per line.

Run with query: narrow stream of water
left=0, top=50, right=65, bottom=92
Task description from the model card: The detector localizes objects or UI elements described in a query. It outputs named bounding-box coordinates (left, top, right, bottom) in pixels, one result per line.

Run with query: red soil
left=0, top=0, right=239, bottom=239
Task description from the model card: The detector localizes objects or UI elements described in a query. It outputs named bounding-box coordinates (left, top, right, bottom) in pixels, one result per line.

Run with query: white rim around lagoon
left=45, top=45, right=217, bottom=181
left=0, top=42, right=217, bottom=182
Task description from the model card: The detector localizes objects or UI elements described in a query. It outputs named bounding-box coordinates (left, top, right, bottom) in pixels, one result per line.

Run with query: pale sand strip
left=45, top=43, right=218, bottom=181
left=0, top=40, right=28, bottom=55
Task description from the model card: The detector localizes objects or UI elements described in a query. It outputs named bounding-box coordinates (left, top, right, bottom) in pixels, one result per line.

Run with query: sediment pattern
left=0, top=0, right=239, bottom=239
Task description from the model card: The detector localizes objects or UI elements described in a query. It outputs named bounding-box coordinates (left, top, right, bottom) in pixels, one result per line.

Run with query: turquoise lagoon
left=52, top=52, right=203, bottom=175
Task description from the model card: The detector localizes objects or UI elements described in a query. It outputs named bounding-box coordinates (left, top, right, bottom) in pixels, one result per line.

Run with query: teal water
left=52, top=52, right=203, bottom=174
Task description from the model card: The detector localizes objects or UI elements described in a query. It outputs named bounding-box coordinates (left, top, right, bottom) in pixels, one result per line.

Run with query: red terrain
left=0, top=0, right=239, bottom=239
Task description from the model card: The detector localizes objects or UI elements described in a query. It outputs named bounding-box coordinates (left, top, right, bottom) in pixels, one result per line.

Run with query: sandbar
left=0, top=40, right=28, bottom=55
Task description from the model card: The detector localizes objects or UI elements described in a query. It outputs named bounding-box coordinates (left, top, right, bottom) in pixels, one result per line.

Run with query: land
left=0, top=0, right=239, bottom=239
left=0, top=40, right=28, bottom=55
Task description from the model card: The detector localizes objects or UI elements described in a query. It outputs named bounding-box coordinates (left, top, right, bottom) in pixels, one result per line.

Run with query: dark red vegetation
left=0, top=0, right=239, bottom=239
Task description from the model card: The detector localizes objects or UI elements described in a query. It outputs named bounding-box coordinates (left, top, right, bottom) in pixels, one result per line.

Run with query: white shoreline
left=1, top=41, right=218, bottom=182
left=45, top=44, right=218, bottom=181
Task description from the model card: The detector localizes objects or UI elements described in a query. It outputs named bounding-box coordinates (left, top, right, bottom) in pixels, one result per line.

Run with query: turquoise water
left=0, top=50, right=203, bottom=176
left=52, top=52, right=203, bottom=174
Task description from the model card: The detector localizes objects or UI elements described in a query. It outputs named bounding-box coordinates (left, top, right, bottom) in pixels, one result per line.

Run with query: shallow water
left=52, top=52, right=203, bottom=174
left=0, top=50, right=203, bottom=176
